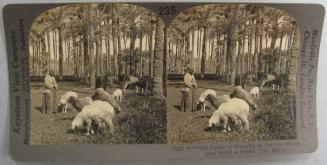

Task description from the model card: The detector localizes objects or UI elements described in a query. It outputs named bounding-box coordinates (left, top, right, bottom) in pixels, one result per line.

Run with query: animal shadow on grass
left=174, top=105, right=181, bottom=111
left=194, top=114, right=212, bottom=119
left=55, top=117, right=75, bottom=121
left=34, top=106, right=42, bottom=113
left=66, top=128, right=85, bottom=135
left=203, top=125, right=225, bottom=132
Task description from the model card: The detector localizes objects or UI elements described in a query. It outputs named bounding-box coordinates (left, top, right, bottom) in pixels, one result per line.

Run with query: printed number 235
left=159, top=6, right=176, bottom=15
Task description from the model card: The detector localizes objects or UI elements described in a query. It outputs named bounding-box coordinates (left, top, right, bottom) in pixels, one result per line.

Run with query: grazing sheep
left=206, top=94, right=231, bottom=109
left=230, top=86, right=257, bottom=110
left=196, top=89, right=217, bottom=111
left=67, top=96, right=93, bottom=112
left=92, top=88, right=121, bottom=113
left=208, top=98, right=250, bottom=132
left=123, top=76, right=139, bottom=93
left=260, top=74, right=276, bottom=89
left=136, top=76, right=155, bottom=95
left=71, top=100, right=115, bottom=135
left=250, top=86, right=260, bottom=99
left=58, top=91, right=78, bottom=113
left=112, top=89, right=123, bottom=102
left=260, top=74, right=286, bottom=92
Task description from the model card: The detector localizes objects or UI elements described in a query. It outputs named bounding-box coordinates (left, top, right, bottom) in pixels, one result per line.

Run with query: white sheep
left=208, top=98, right=250, bottom=132
left=58, top=91, right=78, bottom=113
left=250, top=86, right=260, bottom=99
left=71, top=100, right=115, bottom=135
left=197, top=89, right=217, bottom=111
left=112, top=89, right=123, bottom=102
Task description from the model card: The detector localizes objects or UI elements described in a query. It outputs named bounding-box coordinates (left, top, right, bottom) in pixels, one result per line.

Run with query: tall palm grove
left=29, top=4, right=299, bottom=95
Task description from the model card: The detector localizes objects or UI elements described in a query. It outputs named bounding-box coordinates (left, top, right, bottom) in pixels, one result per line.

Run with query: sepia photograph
left=29, top=3, right=167, bottom=144
left=28, top=3, right=299, bottom=145
left=166, top=4, right=299, bottom=143
left=3, top=0, right=325, bottom=161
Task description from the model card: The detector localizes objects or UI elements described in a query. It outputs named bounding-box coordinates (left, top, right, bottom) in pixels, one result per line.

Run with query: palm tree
left=37, top=6, right=76, bottom=79
left=153, top=17, right=165, bottom=96
left=286, top=22, right=299, bottom=94
left=187, top=5, right=220, bottom=78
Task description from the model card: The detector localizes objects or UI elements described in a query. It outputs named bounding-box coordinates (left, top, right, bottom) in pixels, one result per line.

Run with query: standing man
left=181, top=67, right=197, bottom=112
left=42, top=69, right=58, bottom=114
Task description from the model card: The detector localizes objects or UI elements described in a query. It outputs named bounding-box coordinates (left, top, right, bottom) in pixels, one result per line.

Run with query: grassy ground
left=167, top=80, right=296, bottom=144
left=30, top=82, right=166, bottom=145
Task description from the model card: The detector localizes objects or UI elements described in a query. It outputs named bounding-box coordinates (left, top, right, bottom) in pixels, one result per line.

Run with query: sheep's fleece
left=208, top=98, right=250, bottom=131
left=92, top=88, right=121, bottom=113
left=71, top=100, right=115, bottom=134
left=230, top=86, right=257, bottom=110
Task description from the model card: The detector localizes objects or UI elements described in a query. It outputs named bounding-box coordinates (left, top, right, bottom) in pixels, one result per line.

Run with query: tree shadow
left=174, top=105, right=181, bottom=111
left=66, top=129, right=85, bottom=135
left=203, top=126, right=224, bottom=132
left=34, top=106, right=42, bottom=113
left=55, top=117, right=75, bottom=121
left=194, top=114, right=212, bottom=119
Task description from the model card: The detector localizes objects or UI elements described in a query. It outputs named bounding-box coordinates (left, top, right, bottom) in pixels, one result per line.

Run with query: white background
left=0, top=0, right=326, bottom=164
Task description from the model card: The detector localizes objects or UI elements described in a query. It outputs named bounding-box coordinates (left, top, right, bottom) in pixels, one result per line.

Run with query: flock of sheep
left=196, top=86, right=259, bottom=133
left=198, top=73, right=282, bottom=133
left=56, top=73, right=282, bottom=136
left=58, top=88, right=123, bottom=136
left=56, top=75, right=153, bottom=136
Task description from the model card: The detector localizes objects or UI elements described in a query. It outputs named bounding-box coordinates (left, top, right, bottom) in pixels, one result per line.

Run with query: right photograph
left=167, top=4, right=299, bottom=144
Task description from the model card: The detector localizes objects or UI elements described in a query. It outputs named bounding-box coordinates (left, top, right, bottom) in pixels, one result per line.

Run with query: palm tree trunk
left=242, top=37, right=246, bottom=74
left=200, top=27, right=207, bottom=78
left=53, top=30, right=57, bottom=75
left=67, top=40, right=71, bottom=74
left=89, top=4, right=97, bottom=88
left=287, top=25, right=299, bottom=94
left=163, top=27, right=168, bottom=97
left=112, top=5, right=118, bottom=77
left=83, top=28, right=89, bottom=80
left=153, top=18, right=164, bottom=96
left=58, top=27, right=64, bottom=79
left=130, top=27, right=137, bottom=75
left=149, top=31, right=154, bottom=77
left=191, top=30, right=195, bottom=68
left=117, top=19, right=122, bottom=75
left=139, top=29, right=143, bottom=77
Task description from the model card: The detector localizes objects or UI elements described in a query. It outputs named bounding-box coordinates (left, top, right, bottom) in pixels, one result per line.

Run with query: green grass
left=167, top=80, right=296, bottom=144
left=30, top=81, right=166, bottom=145
left=30, top=80, right=296, bottom=145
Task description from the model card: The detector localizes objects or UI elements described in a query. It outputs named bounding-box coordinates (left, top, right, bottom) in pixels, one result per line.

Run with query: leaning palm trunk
left=287, top=25, right=299, bottom=95
left=153, top=18, right=164, bottom=96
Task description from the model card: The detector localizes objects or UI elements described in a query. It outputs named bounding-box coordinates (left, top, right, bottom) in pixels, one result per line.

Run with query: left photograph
left=29, top=3, right=167, bottom=144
